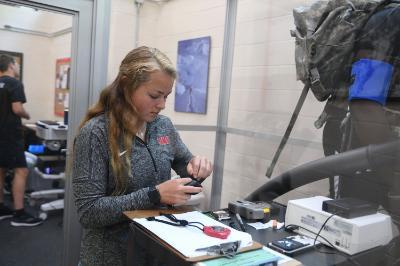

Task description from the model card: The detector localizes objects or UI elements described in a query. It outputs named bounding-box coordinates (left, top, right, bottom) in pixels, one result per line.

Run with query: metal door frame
left=0, top=0, right=110, bottom=265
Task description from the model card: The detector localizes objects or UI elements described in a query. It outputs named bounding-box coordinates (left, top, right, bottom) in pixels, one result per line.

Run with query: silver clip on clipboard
left=195, top=241, right=241, bottom=258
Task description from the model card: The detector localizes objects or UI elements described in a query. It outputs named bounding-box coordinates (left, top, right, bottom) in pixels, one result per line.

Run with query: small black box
left=322, top=198, right=378, bottom=219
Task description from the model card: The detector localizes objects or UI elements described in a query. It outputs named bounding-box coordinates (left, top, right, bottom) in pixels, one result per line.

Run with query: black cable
left=146, top=214, right=205, bottom=232
left=313, top=213, right=336, bottom=247
left=285, top=221, right=360, bottom=266
left=163, top=214, right=205, bottom=227
left=312, top=213, right=359, bottom=264
left=187, top=224, right=203, bottom=231
left=285, top=224, right=337, bottom=250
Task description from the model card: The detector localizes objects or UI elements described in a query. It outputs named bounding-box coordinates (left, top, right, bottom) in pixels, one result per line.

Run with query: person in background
left=72, top=46, right=213, bottom=266
left=0, top=54, right=43, bottom=227
left=339, top=7, right=400, bottom=264
left=340, top=5, right=400, bottom=207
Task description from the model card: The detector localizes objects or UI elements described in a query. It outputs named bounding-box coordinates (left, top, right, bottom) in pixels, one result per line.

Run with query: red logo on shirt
left=157, top=136, right=169, bottom=145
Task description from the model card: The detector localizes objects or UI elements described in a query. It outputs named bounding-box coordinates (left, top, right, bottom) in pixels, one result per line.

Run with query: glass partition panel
left=225, top=0, right=400, bottom=219
left=224, top=0, right=327, bottom=205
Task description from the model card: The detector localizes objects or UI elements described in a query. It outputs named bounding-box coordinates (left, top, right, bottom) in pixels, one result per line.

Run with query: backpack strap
left=266, top=83, right=310, bottom=177
left=309, top=67, right=330, bottom=102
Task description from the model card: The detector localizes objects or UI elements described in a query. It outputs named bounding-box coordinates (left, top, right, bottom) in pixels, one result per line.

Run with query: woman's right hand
left=156, top=178, right=202, bottom=205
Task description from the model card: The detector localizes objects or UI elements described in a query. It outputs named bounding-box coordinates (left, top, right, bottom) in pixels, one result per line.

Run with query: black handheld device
left=185, top=176, right=204, bottom=195
left=268, top=235, right=319, bottom=255
left=322, top=198, right=378, bottom=219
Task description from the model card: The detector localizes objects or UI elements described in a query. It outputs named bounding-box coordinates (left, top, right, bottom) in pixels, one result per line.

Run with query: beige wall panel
left=111, top=0, right=136, bottom=15
left=107, top=0, right=137, bottom=83
left=237, top=0, right=311, bottom=21
left=235, top=15, right=293, bottom=45
left=233, top=41, right=295, bottom=67
left=155, top=27, right=225, bottom=55
left=231, top=65, right=300, bottom=92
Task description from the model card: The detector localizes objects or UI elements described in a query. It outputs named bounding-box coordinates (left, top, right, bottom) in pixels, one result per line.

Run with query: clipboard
left=124, top=206, right=192, bottom=219
left=125, top=209, right=263, bottom=263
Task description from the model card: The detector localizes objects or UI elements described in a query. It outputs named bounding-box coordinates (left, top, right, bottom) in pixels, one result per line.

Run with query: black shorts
left=0, top=139, right=27, bottom=169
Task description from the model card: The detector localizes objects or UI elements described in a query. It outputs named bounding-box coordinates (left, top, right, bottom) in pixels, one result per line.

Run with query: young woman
left=72, top=46, right=213, bottom=265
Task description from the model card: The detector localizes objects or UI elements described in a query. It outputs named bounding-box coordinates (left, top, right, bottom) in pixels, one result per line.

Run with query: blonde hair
left=79, top=46, right=176, bottom=195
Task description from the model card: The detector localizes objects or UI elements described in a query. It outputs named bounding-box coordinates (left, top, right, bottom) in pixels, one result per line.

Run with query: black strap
left=163, top=214, right=189, bottom=226
left=266, top=83, right=310, bottom=177
left=146, top=214, right=204, bottom=229
left=146, top=216, right=187, bottom=226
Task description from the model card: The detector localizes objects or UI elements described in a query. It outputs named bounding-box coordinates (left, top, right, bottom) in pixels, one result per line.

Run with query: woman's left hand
left=186, top=155, right=213, bottom=179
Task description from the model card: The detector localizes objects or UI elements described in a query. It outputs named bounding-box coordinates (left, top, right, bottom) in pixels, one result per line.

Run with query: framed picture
left=174, top=36, right=211, bottom=114
left=0, top=50, right=23, bottom=81
left=54, top=58, right=71, bottom=117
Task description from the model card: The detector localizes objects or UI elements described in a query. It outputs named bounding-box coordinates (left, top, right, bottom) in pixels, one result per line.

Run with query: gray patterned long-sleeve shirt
left=72, top=114, right=193, bottom=266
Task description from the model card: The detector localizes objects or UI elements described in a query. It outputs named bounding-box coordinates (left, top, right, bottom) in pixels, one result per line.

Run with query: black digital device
left=185, top=176, right=204, bottom=195
left=322, top=198, right=378, bottom=219
left=268, top=235, right=319, bottom=255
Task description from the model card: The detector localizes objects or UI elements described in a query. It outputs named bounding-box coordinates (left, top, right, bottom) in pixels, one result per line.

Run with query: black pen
left=235, top=213, right=246, bottom=232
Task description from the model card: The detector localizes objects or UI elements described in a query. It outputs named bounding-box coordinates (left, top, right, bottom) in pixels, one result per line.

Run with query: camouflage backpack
left=292, top=0, right=390, bottom=103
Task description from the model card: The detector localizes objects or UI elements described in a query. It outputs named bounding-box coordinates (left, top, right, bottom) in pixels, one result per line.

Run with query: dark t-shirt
left=0, top=75, right=26, bottom=141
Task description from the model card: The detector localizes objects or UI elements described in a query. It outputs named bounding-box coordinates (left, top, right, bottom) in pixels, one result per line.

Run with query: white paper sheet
left=247, top=221, right=285, bottom=230
left=133, top=211, right=253, bottom=258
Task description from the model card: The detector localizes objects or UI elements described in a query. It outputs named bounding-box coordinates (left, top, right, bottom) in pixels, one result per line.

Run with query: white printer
left=35, top=120, right=67, bottom=141
left=285, top=196, right=398, bottom=255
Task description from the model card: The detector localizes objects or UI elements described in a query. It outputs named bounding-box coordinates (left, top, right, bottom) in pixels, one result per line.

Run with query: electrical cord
left=285, top=224, right=337, bottom=251
left=313, top=213, right=336, bottom=247
left=285, top=212, right=360, bottom=266
left=286, top=224, right=360, bottom=266
left=311, top=213, right=361, bottom=265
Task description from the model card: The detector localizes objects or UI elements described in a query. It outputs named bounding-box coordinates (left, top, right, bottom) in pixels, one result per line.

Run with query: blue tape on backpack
left=348, top=58, right=394, bottom=105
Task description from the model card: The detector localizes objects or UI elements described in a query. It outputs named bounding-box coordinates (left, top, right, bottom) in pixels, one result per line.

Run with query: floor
left=0, top=193, right=63, bottom=266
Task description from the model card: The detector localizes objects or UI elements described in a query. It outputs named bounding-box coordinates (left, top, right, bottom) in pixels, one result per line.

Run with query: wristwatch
left=147, top=186, right=161, bottom=205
